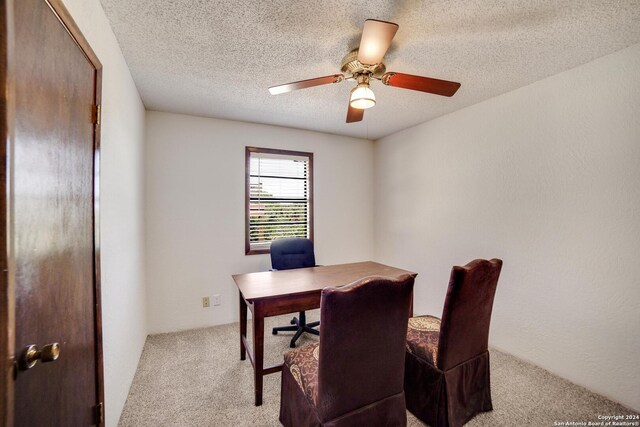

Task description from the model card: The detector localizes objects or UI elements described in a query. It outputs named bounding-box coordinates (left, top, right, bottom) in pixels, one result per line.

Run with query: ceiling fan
left=268, top=19, right=461, bottom=123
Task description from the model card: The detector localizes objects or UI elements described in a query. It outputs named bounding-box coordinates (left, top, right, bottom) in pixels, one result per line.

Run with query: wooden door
left=1, top=0, right=104, bottom=425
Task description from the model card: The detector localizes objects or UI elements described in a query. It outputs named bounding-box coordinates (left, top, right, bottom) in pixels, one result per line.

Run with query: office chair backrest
left=317, top=274, right=414, bottom=421
left=270, top=238, right=316, bottom=270
left=437, top=258, right=503, bottom=371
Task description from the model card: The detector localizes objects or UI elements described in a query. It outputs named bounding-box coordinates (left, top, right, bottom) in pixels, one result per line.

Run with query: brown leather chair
left=404, top=259, right=503, bottom=427
left=279, top=274, right=415, bottom=427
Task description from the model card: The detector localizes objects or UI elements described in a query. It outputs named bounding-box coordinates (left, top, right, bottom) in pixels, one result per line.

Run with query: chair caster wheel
left=289, top=343, right=296, bottom=348
left=272, top=330, right=278, bottom=335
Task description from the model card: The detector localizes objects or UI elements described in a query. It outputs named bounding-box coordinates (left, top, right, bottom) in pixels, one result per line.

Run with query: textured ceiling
left=99, top=0, right=640, bottom=140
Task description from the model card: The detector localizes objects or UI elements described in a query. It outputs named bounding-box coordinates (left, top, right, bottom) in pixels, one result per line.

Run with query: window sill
left=246, top=248, right=270, bottom=255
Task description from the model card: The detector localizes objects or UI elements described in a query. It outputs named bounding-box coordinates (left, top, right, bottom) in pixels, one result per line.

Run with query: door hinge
left=92, top=104, right=101, bottom=125
left=94, top=402, right=104, bottom=425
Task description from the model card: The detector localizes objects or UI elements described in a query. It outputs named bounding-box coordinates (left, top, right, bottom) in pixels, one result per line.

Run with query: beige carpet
left=119, top=311, right=634, bottom=426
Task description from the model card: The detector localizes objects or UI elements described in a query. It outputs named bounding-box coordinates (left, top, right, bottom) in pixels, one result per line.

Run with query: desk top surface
left=232, top=261, right=417, bottom=301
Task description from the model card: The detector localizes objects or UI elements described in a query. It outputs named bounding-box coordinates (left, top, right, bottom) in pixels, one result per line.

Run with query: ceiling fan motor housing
left=340, top=49, right=386, bottom=78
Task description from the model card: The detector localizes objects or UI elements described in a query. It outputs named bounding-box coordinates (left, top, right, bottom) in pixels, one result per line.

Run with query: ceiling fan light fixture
left=267, top=19, right=461, bottom=124
left=350, top=83, right=376, bottom=109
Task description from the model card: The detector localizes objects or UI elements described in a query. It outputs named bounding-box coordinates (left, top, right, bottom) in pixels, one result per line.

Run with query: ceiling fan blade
left=269, top=74, right=344, bottom=95
left=382, top=72, right=461, bottom=97
left=346, top=104, right=364, bottom=123
left=357, top=19, right=399, bottom=66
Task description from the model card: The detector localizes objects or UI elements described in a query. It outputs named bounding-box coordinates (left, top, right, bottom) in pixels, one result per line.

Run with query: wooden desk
left=232, top=261, right=417, bottom=406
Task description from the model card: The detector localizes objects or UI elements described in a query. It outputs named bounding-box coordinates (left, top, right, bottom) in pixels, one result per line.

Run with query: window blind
left=246, top=148, right=313, bottom=253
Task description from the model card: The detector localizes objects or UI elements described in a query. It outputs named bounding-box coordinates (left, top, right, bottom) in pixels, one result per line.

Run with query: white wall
left=374, top=43, right=640, bottom=410
left=60, top=1, right=147, bottom=425
left=145, top=112, right=374, bottom=333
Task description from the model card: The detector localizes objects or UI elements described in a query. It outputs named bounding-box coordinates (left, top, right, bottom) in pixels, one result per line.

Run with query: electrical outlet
left=202, top=297, right=210, bottom=308
left=212, top=294, right=221, bottom=306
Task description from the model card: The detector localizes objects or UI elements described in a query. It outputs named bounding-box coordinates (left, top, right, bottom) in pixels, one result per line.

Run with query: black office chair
left=270, top=237, right=320, bottom=348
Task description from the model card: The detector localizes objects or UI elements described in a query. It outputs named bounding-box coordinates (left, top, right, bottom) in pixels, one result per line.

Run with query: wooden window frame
left=245, top=146, right=314, bottom=255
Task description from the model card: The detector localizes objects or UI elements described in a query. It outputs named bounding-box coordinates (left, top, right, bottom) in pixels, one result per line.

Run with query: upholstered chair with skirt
left=280, top=274, right=415, bottom=427
left=404, top=258, right=503, bottom=427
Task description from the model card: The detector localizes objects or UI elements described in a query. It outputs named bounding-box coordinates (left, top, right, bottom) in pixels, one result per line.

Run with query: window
left=245, top=147, right=313, bottom=254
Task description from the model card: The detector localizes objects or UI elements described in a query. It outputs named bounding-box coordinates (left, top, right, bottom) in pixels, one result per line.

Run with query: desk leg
left=239, top=293, right=247, bottom=360
left=253, top=303, right=264, bottom=406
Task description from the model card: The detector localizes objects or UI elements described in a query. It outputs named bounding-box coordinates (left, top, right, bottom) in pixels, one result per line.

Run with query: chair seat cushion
left=283, top=342, right=320, bottom=405
left=406, top=315, right=441, bottom=368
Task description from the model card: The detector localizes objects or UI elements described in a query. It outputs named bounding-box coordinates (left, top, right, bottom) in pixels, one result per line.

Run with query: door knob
left=18, top=343, right=60, bottom=370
